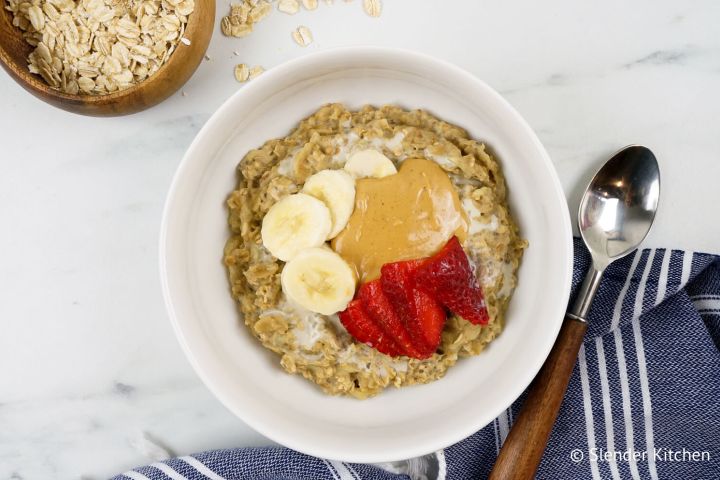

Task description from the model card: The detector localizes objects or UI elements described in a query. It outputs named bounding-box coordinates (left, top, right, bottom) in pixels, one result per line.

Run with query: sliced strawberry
left=380, top=261, right=424, bottom=347
left=380, top=260, right=445, bottom=357
left=339, top=299, right=403, bottom=357
left=359, top=280, right=423, bottom=358
left=413, top=287, right=447, bottom=349
left=415, top=236, right=489, bottom=325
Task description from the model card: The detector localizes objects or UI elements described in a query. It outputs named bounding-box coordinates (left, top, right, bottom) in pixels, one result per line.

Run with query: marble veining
left=1, top=0, right=719, bottom=478
left=629, top=49, right=690, bottom=66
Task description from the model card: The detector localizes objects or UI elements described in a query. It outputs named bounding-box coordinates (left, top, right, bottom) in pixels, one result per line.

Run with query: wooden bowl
left=0, top=0, right=215, bottom=116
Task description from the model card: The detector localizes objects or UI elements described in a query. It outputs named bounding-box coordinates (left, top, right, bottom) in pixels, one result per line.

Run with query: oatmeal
left=223, top=104, right=526, bottom=399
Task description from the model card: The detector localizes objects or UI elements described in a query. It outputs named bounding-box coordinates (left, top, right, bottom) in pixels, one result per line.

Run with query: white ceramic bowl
left=160, top=47, right=573, bottom=463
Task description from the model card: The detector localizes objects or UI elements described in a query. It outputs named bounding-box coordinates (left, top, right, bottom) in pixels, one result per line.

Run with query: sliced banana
left=343, top=149, right=398, bottom=179
left=302, top=169, right=356, bottom=239
left=261, top=193, right=331, bottom=261
left=281, top=247, right=357, bottom=315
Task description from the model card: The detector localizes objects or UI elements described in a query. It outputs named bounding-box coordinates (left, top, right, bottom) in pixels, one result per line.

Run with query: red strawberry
left=380, top=260, right=446, bottom=357
left=359, top=280, right=423, bottom=358
left=413, top=287, right=447, bottom=348
left=339, top=299, right=403, bottom=357
left=415, top=236, right=489, bottom=325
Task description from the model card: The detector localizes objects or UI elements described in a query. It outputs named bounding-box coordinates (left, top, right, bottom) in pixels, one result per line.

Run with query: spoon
left=489, top=145, right=660, bottom=480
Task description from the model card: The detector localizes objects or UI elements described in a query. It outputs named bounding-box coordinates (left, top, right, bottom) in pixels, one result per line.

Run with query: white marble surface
left=1, top=0, right=719, bottom=478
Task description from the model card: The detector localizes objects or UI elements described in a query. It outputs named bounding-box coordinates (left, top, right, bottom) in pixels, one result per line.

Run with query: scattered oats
left=278, top=0, right=300, bottom=15
left=204, top=54, right=211, bottom=61
left=231, top=24, right=254, bottom=37
left=221, top=0, right=271, bottom=38
left=363, top=0, right=381, bottom=16
left=5, top=0, right=195, bottom=95
left=324, top=0, right=334, bottom=4
left=234, top=51, right=240, bottom=56
left=291, top=25, right=313, bottom=47
left=230, top=2, right=251, bottom=20
left=234, top=63, right=250, bottom=82
left=248, top=65, right=265, bottom=79
left=249, top=1, right=273, bottom=22
left=220, top=16, right=234, bottom=36
left=302, top=0, right=319, bottom=10
left=182, top=90, right=187, bottom=96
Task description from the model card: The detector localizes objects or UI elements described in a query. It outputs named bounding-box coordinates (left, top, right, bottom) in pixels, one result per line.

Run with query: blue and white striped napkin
left=114, top=239, right=720, bottom=480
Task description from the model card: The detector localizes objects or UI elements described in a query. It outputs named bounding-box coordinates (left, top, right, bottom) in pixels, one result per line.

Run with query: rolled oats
left=362, top=0, right=381, bottom=17
left=219, top=0, right=389, bottom=81
left=221, top=0, right=271, bottom=38
left=278, top=0, right=300, bottom=15
left=291, top=25, right=313, bottom=47
left=231, top=23, right=253, bottom=38
left=5, top=0, right=195, bottom=95
left=249, top=1, right=272, bottom=22
left=234, top=63, right=250, bottom=82
left=301, top=0, right=318, bottom=10
left=248, top=65, right=265, bottom=79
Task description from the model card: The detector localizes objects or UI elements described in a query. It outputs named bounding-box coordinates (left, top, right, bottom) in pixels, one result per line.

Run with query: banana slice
left=302, top=169, right=356, bottom=239
left=281, top=247, right=357, bottom=315
left=344, top=149, right=398, bottom=179
left=261, top=193, right=331, bottom=261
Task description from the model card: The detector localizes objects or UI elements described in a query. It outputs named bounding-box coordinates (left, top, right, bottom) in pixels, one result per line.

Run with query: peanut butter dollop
left=332, top=157, right=468, bottom=282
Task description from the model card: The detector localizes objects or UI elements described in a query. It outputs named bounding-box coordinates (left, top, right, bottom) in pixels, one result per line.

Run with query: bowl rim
left=159, top=45, right=574, bottom=463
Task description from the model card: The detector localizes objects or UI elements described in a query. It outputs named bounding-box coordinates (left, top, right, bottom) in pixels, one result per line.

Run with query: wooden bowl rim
left=0, top=0, right=212, bottom=104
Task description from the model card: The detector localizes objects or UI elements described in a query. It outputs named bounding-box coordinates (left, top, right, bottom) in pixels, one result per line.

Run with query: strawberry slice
left=339, top=299, right=404, bottom=357
left=414, top=236, right=489, bottom=325
left=380, top=260, right=446, bottom=357
left=413, top=287, right=447, bottom=349
left=359, top=280, right=423, bottom=358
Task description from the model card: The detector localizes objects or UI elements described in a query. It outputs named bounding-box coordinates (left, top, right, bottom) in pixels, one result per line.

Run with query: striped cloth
left=114, top=239, right=720, bottom=480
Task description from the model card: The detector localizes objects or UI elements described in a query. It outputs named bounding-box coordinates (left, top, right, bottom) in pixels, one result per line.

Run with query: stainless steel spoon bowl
left=572, top=145, right=661, bottom=320
left=490, top=145, right=660, bottom=480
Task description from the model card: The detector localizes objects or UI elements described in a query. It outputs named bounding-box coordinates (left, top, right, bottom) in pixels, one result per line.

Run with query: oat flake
left=302, top=0, right=319, bottom=10
left=248, top=65, right=265, bottom=79
left=221, top=0, right=271, bottom=38
left=278, top=0, right=300, bottom=14
left=363, top=0, right=381, bottom=17
left=291, top=26, right=314, bottom=47
left=234, top=63, right=250, bottom=82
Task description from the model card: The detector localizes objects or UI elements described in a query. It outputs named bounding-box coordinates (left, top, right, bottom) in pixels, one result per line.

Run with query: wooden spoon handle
left=488, top=315, right=588, bottom=480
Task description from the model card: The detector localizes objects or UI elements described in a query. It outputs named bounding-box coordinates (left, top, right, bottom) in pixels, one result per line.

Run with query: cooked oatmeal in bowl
left=223, top=103, right=526, bottom=399
left=161, top=47, right=573, bottom=461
